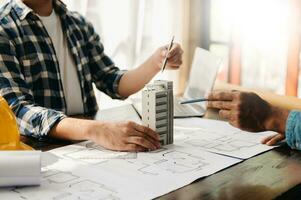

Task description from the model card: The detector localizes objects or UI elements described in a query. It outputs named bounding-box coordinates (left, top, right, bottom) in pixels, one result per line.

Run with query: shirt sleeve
left=84, top=19, right=127, bottom=99
left=0, top=36, right=66, bottom=139
left=285, top=110, right=301, bottom=150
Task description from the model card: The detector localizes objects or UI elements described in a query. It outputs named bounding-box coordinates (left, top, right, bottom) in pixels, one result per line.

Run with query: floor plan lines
left=62, top=141, right=137, bottom=164
left=125, top=150, right=209, bottom=176
left=9, top=170, right=121, bottom=200
left=174, top=120, right=277, bottom=159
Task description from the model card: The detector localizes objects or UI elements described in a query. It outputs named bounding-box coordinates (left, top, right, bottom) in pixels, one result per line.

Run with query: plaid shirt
left=0, top=0, right=125, bottom=139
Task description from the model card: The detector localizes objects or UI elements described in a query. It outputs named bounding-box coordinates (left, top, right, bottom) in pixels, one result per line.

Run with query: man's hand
left=207, top=91, right=272, bottom=132
left=87, top=121, right=161, bottom=152
left=153, top=43, right=183, bottom=71
left=207, top=91, right=289, bottom=145
left=117, top=43, right=183, bottom=97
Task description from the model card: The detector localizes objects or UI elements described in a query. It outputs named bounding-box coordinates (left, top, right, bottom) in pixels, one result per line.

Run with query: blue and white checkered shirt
left=0, top=0, right=126, bottom=139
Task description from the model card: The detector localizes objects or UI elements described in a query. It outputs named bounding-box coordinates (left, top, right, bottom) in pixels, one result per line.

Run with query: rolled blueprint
left=0, top=151, right=41, bottom=187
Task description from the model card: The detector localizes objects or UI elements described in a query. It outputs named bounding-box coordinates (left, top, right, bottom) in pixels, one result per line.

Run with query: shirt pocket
left=20, top=55, right=42, bottom=84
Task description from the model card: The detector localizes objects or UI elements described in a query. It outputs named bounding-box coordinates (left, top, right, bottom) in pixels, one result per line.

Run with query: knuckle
left=142, top=126, right=149, bottom=133
left=127, top=121, right=135, bottom=127
left=215, top=92, right=222, bottom=99
left=125, top=121, right=132, bottom=127
left=123, top=127, right=131, bottom=133
left=136, top=137, right=144, bottom=144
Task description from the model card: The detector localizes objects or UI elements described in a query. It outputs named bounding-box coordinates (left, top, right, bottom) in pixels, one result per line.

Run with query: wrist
left=150, top=49, right=163, bottom=72
left=84, top=120, right=100, bottom=140
left=264, top=106, right=289, bottom=133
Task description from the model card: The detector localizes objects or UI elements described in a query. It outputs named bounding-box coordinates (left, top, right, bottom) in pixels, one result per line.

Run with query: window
left=204, top=0, right=300, bottom=96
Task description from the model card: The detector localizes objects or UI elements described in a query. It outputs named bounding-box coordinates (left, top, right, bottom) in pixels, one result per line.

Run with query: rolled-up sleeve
left=0, top=36, right=66, bottom=139
left=84, top=20, right=127, bottom=99
left=285, top=111, right=301, bottom=150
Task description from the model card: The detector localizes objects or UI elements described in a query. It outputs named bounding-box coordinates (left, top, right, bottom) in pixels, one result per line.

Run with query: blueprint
left=0, top=143, right=240, bottom=200
left=175, top=118, right=278, bottom=159
left=0, top=117, right=279, bottom=199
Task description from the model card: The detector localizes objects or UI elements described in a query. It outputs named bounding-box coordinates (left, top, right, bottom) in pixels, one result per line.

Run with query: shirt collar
left=11, top=0, right=68, bottom=21
left=12, top=0, right=33, bottom=20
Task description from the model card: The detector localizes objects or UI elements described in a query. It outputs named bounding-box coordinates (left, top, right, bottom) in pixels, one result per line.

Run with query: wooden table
left=21, top=82, right=301, bottom=200
left=158, top=145, right=301, bottom=200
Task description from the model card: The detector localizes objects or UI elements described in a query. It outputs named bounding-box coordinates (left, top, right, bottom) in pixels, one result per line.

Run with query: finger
left=125, top=144, right=147, bottom=152
left=207, top=101, right=233, bottom=110
left=134, top=124, right=160, bottom=141
left=127, top=136, right=158, bottom=151
left=261, top=134, right=276, bottom=144
left=167, top=45, right=182, bottom=58
left=219, top=110, right=231, bottom=119
left=130, top=130, right=161, bottom=148
left=207, top=91, right=234, bottom=101
left=267, top=135, right=284, bottom=146
left=229, top=120, right=240, bottom=129
left=161, top=44, right=180, bottom=57
left=263, top=134, right=285, bottom=146
left=168, top=56, right=183, bottom=66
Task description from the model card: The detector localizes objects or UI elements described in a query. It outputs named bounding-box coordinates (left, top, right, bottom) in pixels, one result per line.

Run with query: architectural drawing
left=66, top=180, right=119, bottom=200
left=142, top=80, right=174, bottom=145
left=185, top=135, right=258, bottom=152
left=125, top=149, right=208, bottom=175
left=44, top=171, right=79, bottom=184
left=174, top=125, right=275, bottom=159
left=10, top=170, right=120, bottom=200
left=62, top=141, right=137, bottom=164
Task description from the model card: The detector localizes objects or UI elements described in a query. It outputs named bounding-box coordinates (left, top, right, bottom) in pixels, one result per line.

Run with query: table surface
left=21, top=109, right=301, bottom=200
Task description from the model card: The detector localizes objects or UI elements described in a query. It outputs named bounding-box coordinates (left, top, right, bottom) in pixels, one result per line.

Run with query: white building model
left=142, top=80, right=174, bottom=145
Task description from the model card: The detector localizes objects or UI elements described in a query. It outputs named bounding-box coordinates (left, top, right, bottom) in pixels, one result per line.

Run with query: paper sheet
left=175, top=118, right=278, bottom=159
left=0, top=151, right=41, bottom=187
left=94, top=103, right=142, bottom=124
left=0, top=112, right=278, bottom=199
left=0, top=143, right=240, bottom=200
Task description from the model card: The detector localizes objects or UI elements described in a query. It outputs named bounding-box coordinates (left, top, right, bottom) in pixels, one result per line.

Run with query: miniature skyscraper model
left=142, top=80, right=174, bottom=145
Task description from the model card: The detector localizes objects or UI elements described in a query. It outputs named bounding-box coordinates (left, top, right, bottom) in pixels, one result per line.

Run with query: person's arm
left=84, top=19, right=183, bottom=99
left=49, top=118, right=161, bottom=152
left=0, top=35, right=160, bottom=152
left=206, top=91, right=301, bottom=148
left=118, top=45, right=183, bottom=97
left=0, top=36, right=66, bottom=138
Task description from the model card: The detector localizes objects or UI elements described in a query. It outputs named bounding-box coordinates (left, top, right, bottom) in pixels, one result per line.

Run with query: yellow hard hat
left=0, top=96, right=33, bottom=150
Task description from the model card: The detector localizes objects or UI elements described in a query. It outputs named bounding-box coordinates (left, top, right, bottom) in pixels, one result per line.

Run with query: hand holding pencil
left=153, top=37, right=183, bottom=73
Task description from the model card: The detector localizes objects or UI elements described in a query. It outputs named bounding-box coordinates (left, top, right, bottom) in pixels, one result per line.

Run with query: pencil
left=161, top=36, right=175, bottom=73
left=180, top=98, right=210, bottom=105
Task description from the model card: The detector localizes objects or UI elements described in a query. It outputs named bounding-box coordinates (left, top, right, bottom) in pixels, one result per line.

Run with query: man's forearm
left=49, top=117, right=96, bottom=141
left=118, top=56, right=160, bottom=97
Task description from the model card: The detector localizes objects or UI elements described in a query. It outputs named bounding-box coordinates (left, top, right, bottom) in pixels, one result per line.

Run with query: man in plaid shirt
left=0, top=0, right=183, bottom=152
